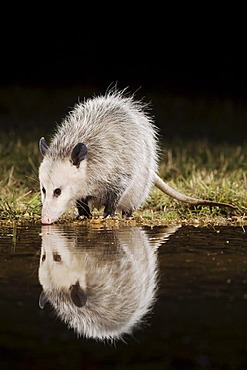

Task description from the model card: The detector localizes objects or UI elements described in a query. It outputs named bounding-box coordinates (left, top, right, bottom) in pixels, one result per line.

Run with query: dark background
left=2, top=33, right=247, bottom=96
left=1, top=25, right=247, bottom=143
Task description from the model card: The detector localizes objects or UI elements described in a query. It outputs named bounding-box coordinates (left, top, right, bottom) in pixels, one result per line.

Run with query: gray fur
left=39, top=89, right=158, bottom=223
left=38, top=225, right=179, bottom=340
left=39, top=89, right=236, bottom=224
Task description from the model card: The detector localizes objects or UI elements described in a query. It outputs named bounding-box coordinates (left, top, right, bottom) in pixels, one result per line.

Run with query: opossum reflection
left=38, top=226, right=178, bottom=341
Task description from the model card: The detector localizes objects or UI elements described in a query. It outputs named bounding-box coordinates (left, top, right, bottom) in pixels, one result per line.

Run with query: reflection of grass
left=0, top=136, right=246, bottom=225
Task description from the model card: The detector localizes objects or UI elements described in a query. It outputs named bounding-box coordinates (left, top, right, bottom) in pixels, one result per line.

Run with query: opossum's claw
left=77, top=214, right=92, bottom=220
left=102, top=212, right=119, bottom=220
left=102, top=212, right=114, bottom=219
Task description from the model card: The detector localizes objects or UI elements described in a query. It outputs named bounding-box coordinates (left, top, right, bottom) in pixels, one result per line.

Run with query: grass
left=0, top=136, right=246, bottom=226
left=143, top=140, right=246, bottom=225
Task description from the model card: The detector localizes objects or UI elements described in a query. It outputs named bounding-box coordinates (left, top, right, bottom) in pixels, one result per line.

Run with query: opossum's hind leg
left=76, top=197, right=92, bottom=218
left=103, top=190, right=121, bottom=218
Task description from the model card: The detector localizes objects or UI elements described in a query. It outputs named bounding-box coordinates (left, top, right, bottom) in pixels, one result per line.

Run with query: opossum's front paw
left=103, top=203, right=118, bottom=219
left=102, top=212, right=118, bottom=219
left=77, top=214, right=92, bottom=220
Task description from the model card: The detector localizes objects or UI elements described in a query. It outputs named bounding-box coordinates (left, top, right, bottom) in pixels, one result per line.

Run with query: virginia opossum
left=38, top=225, right=178, bottom=340
left=39, top=89, right=236, bottom=224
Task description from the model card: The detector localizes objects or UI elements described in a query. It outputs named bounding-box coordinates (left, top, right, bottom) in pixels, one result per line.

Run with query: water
left=0, top=224, right=246, bottom=370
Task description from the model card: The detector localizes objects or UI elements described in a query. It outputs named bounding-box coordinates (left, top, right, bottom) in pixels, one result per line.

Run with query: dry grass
left=0, top=136, right=246, bottom=226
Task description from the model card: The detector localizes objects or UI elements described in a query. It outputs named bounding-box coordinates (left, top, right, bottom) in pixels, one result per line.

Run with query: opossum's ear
left=39, top=290, right=49, bottom=309
left=70, top=282, right=87, bottom=307
left=39, top=137, right=49, bottom=156
left=70, top=143, right=88, bottom=168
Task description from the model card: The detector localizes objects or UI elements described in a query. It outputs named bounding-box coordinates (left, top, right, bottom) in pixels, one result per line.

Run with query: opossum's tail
left=154, top=174, right=238, bottom=211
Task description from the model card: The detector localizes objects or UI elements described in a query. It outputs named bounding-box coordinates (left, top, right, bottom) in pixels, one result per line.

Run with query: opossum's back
left=49, top=91, right=158, bottom=160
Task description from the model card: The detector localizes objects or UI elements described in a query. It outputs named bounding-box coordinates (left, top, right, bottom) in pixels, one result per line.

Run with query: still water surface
left=0, top=224, right=246, bottom=369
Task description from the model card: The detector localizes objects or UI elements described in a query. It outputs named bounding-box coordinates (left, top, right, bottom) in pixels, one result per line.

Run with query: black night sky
left=1, top=26, right=247, bottom=143
left=2, top=34, right=247, bottom=96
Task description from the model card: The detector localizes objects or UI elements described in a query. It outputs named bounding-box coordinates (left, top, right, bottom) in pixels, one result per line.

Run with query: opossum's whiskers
left=76, top=198, right=87, bottom=206
left=76, top=199, right=88, bottom=212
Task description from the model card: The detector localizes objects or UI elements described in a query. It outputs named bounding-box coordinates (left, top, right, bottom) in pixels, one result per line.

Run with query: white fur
left=39, top=226, right=164, bottom=340
left=39, top=159, right=88, bottom=224
left=39, top=90, right=158, bottom=223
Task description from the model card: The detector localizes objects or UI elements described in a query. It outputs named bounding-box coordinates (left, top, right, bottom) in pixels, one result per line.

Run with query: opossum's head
left=39, top=226, right=87, bottom=309
left=39, top=137, right=88, bottom=224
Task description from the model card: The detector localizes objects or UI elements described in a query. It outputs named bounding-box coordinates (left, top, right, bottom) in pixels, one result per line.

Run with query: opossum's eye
left=42, top=187, right=46, bottom=195
left=54, top=188, right=61, bottom=197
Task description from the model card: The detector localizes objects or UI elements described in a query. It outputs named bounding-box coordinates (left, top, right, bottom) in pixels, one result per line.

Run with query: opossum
left=38, top=89, right=237, bottom=224
left=38, top=225, right=178, bottom=340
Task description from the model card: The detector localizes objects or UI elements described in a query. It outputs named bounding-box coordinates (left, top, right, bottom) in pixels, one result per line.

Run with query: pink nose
left=41, top=216, right=54, bottom=225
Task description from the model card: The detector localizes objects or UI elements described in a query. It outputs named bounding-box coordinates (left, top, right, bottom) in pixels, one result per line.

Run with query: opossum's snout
left=41, top=202, right=64, bottom=224
left=39, top=141, right=88, bottom=224
left=41, top=215, right=56, bottom=225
